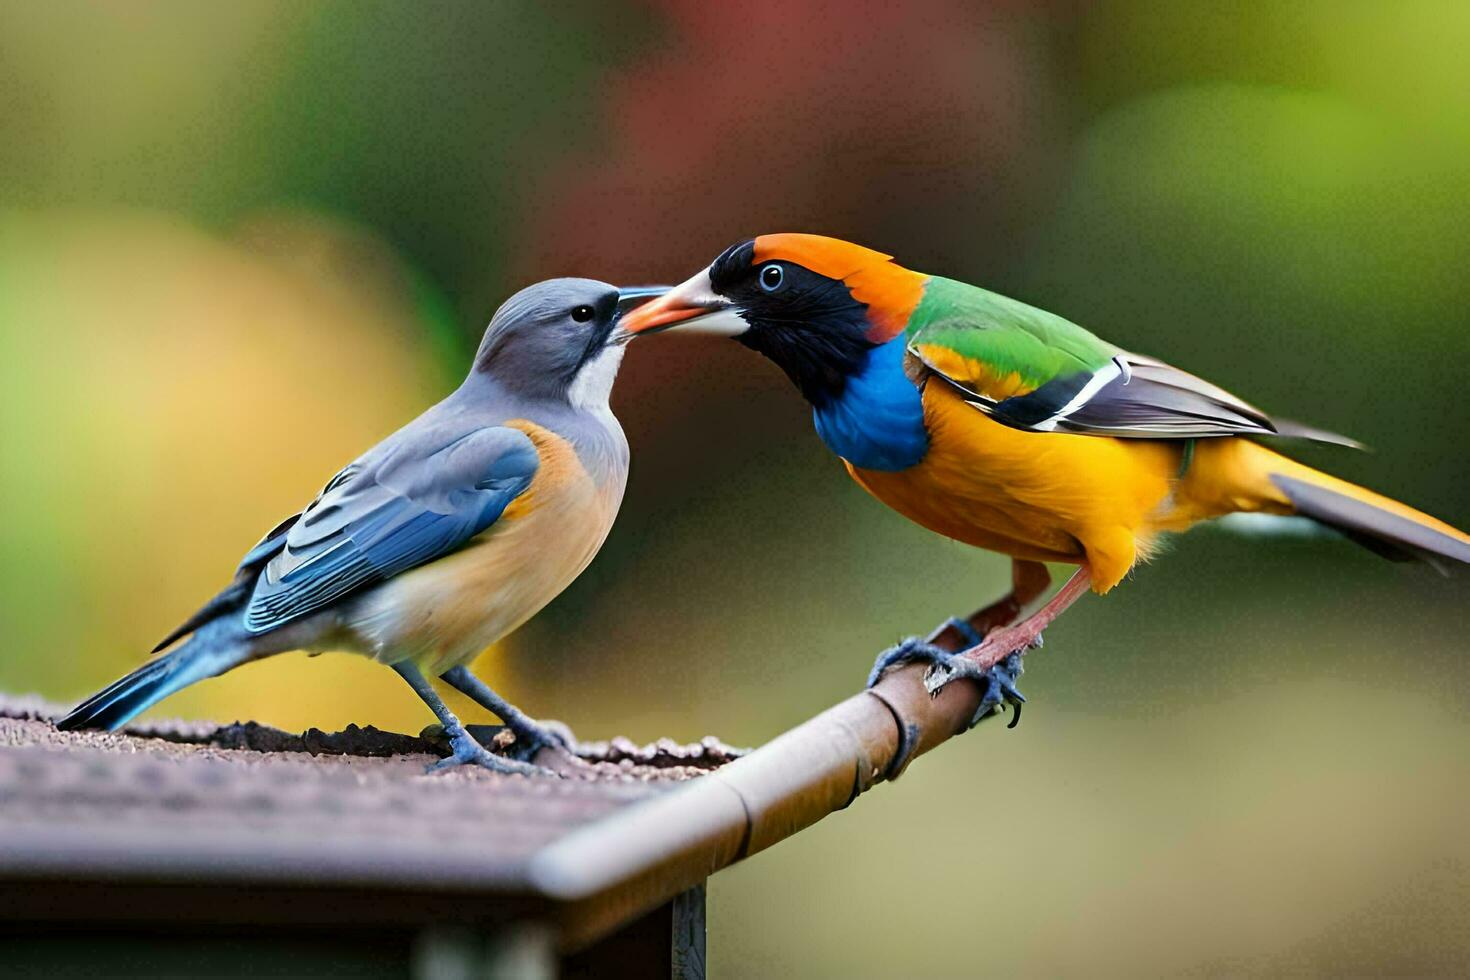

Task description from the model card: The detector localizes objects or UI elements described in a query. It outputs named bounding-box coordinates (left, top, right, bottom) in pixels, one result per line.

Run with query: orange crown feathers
left=753, top=234, right=927, bottom=342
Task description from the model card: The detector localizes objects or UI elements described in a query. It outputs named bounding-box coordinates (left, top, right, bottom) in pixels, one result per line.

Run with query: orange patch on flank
left=754, top=233, right=927, bottom=342
left=912, top=343, right=1036, bottom=400
left=497, top=418, right=576, bottom=520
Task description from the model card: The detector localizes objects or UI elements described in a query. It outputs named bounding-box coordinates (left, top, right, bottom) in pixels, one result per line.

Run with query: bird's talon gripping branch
left=867, top=637, right=955, bottom=689
left=921, top=663, right=955, bottom=696
left=988, top=652, right=1026, bottom=730
left=922, top=650, right=1026, bottom=729
left=869, top=637, right=1027, bottom=729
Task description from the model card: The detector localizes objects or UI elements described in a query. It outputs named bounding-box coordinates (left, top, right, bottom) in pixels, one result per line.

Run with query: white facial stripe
left=568, top=344, right=625, bottom=410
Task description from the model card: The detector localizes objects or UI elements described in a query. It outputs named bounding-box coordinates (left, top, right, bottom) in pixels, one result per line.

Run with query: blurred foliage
left=1, top=1, right=1466, bottom=975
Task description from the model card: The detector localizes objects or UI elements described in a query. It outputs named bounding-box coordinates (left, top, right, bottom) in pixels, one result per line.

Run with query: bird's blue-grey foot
left=440, top=665, right=572, bottom=764
left=922, top=650, right=1026, bottom=729
left=393, top=663, right=550, bottom=777
left=867, top=636, right=1027, bottom=729
left=864, top=615, right=983, bottom=688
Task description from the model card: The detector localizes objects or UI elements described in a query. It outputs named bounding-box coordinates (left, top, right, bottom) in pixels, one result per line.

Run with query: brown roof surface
left=0, top=698, right=739, bottom=907
left=0, top=617, right=1010, bottom=949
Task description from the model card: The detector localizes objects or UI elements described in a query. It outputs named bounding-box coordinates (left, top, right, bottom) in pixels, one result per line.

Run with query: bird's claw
left=923, top=650, right=1027, bottom=729
left=501, top=717, right=576, bottom=763
left=426, top=728, right=558, bottom=777
left=866, top=614, right=992, bottom=688
left=867, top=637, right=956, bottom=688
left=868, top=615, right=1033, bottom=728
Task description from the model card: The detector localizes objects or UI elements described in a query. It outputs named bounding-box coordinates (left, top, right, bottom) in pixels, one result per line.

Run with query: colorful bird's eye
left=571, top=305, right=595, bottom=322
left=759, top=264, right=784, bottom=292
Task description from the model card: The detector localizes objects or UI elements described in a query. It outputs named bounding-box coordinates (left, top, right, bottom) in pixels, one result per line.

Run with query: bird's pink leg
left=941, top=558, right=1054, bottom=646
left=927, top=565, right=1092, bottom=693
left=868, top=559, right=1060, bottom=690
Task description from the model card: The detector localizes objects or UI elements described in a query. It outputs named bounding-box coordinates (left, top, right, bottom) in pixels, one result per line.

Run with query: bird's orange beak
left=618, top=269, right=749, bottom=337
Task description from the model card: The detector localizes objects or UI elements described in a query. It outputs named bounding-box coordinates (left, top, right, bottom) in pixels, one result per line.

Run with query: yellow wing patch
left=912, top=342, right=1036, bottom=401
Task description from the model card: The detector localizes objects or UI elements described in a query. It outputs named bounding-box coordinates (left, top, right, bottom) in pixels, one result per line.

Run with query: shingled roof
left=0, top=624, right=1011, bottom=954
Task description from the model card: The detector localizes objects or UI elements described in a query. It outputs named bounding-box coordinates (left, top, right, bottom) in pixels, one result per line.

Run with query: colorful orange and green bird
left=623, top=234, right=1470, bottom=725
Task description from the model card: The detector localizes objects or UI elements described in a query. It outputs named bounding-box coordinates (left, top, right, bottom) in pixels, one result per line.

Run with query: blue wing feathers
left=241, top=425, right=538, bottom=635
left=236, top=514, right=300, bottom=568
left=155, top=424, right=539, bottom=646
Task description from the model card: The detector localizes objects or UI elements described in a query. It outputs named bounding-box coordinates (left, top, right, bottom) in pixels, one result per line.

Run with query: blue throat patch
left=812, top=336, right=928, bottom=471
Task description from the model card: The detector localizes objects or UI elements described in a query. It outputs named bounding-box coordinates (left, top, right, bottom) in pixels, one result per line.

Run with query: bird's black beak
left=618, top=269, right=749, bottom=337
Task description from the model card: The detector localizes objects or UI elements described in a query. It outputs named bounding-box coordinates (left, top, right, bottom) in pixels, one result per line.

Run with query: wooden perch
left=1, top=608, right=1025, bottom=964
left=529, top=610, right=1018, bottom=946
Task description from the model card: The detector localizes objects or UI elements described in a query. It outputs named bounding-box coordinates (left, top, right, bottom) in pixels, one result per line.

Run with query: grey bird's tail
left=56, top=618, right=252, bottom=732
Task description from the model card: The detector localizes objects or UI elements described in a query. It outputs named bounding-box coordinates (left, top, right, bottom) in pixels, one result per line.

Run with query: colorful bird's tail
left=1185, top=440, right=1470, bottom=571
left=56, top=618, right=252, bottom=732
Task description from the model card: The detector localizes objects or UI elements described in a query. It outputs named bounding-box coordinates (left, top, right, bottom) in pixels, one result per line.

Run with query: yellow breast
left=846, top=382, right=1180, bottom=591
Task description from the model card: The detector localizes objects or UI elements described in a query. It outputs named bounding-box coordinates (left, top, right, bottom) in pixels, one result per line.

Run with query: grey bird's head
left=471, top=278, right=652, bottom=410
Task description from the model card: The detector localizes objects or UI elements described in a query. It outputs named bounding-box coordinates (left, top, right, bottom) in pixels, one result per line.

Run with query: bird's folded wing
left=906, top=278, right=1356, bottom=446
left=905, top=277, right=1119, bottom=403
left=240, top=425, right=539, bottom=635
left=991, top=354, right=1280, bottom=438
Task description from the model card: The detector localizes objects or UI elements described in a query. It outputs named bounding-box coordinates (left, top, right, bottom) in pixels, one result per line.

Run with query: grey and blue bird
left=59, top=278, right=660, bottom=775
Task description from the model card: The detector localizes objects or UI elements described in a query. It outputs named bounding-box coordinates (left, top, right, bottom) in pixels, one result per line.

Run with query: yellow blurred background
left=2, top=1, right=1467, bottom=975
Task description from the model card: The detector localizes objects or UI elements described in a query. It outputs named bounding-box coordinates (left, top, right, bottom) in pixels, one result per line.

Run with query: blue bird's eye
left=571, top=305, right=595, bottom=322
left=759, top=263, right=784, bottom=292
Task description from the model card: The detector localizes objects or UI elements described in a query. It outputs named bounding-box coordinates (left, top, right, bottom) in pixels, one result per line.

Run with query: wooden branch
left=529, top=612, right=1018, bottom=947
left=6, top=610, right=1023, bottom=954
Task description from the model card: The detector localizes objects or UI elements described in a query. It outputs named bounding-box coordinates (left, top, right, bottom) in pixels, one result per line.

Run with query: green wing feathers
left=905, top=276, right=1356, bottom=445
left=905, top=277, right=1118, bottom=400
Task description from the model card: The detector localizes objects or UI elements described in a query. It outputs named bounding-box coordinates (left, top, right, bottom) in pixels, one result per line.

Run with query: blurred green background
left=2, top=1, right=1468, bottom=975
